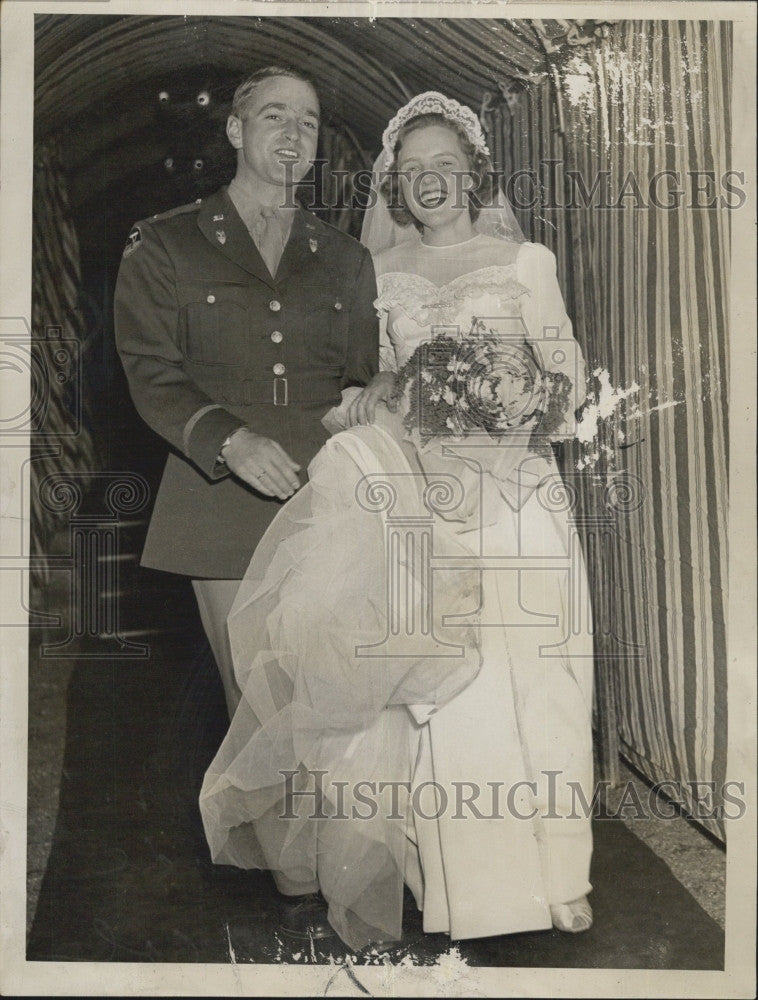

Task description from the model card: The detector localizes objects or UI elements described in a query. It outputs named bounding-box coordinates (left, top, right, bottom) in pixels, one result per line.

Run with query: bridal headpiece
left=381, top=91, right=491, bottom=168
left=361, top=91, right=524, bottom=253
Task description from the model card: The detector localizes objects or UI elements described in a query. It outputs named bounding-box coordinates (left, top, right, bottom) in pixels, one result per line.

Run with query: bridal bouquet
left=390, top=331, right=575, bottom=519
left=395, top=332, right=574, bottom=457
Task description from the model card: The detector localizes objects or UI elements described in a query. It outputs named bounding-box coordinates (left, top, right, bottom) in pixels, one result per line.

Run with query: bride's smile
left=397, top=124, right=478, bottom=245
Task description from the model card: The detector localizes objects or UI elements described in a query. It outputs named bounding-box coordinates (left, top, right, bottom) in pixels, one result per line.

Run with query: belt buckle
left=273, top=377, right=288, bottom=406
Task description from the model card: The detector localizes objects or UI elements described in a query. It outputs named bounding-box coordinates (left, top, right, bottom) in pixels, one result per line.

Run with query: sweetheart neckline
left=375, top=262, right=520, bottom=295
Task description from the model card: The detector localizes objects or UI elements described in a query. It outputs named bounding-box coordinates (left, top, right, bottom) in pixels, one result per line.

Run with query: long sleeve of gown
left=517, top=242, right=587, bottom=436
left=377, top=306, right=398, bottom=373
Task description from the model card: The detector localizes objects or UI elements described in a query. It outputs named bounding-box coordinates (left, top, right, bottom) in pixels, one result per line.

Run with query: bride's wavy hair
left=380, top=113, right=494, bottom=231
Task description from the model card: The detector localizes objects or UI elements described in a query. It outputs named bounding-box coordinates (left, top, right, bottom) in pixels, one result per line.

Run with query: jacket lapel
left=196, top=188, right=275, bottom=289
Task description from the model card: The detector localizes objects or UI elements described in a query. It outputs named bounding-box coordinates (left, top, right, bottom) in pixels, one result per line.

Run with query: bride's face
left=397, top=124, right=473, bottom=229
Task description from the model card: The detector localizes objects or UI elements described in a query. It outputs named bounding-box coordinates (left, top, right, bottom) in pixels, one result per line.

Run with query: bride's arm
left=343, top=299, right=399, bottom=426
left=517, top=242, right=587, bottom=437
left=321, top=301, right=398, bottom=433
left=379, top=308, right=398, bottom=374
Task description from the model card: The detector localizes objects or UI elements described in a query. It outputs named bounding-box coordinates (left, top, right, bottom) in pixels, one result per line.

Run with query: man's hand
left=221, top=428, right=301, bottom=500
left=345, top=372, right=399, bottom=427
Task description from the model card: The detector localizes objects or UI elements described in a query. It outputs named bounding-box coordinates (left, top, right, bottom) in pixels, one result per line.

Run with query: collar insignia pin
left=213, top=214, right=224, bottom=222
left=216, top=230, right=226, bottom=245
left=309, top=238, right=318, bottom=253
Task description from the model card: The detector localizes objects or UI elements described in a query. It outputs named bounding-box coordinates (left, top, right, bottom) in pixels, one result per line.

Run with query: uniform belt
left=206, top=374, right=342, bottom=407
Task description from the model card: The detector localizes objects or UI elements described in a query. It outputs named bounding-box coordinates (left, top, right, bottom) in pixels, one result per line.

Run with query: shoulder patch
left=122, top=227, right=142, bottom=258
left=123, top=199, right=201, bottom=256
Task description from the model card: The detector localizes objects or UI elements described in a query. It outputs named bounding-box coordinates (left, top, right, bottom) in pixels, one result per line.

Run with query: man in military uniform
left=115, top=67, right=390, bottom=724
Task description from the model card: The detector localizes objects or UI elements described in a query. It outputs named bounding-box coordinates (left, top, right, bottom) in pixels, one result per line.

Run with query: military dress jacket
left=114, top=187, right=379, bottom=578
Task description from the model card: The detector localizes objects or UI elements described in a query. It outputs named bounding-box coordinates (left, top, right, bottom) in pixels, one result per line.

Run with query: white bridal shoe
left=550, top=897, right=593, bottom=933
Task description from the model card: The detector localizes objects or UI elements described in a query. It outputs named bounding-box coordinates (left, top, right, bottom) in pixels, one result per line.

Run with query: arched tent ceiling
left=35, top=15, right=547, bottom=130
left=36, top=14, right=549, bottom=210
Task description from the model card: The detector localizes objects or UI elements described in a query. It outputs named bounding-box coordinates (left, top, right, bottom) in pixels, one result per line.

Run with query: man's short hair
left=231, top=66, right=318, bottom=118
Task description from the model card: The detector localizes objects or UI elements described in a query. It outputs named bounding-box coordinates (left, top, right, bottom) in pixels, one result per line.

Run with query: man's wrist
left=218, top=427, right=246, bottom=464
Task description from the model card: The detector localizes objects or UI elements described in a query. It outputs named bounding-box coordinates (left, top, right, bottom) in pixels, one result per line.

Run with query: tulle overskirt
left=199, top=423, right=485, bottom=949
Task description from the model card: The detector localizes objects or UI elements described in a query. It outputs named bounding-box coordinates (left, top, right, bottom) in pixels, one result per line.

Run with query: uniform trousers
left=192, top=578, right=244, bottom=719
left=192, top=576, right=319, bottom=896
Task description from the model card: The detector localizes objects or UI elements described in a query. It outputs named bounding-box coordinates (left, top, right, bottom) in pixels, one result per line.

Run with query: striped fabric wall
left=487, top=21, right=730, bottom=838
left=317, top=125, right=374, bottom=238
left=31, top=141, right=96, bottom=591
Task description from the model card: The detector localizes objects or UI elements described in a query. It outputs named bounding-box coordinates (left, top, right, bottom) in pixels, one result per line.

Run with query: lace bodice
left=373, top=237, right=587, bottom=415
left=375, top=266, right=529, bottom=332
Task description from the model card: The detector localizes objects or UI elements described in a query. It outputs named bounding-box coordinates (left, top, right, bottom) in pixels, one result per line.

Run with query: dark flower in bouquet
left=395, top=324, right=574, bottom=458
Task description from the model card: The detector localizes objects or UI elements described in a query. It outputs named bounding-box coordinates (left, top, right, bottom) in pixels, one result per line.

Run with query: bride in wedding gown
left=199, top=92, right=595, bottom=951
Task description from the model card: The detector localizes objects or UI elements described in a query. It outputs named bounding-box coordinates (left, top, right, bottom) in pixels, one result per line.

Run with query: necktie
left=254, top=206, right=285, bottom=278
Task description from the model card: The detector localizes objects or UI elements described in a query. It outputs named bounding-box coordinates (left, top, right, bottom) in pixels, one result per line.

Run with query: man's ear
left=226, top=114, right=243, bottom=149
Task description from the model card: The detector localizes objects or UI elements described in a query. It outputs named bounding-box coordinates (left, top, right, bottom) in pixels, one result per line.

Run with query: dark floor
left=26, top=509, right=726, bottom=971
